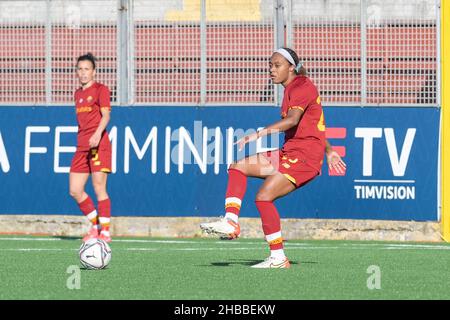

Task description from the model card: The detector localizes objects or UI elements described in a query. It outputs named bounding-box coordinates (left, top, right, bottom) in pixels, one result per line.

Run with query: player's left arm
left=89, top=108, right=111, bottom=148
left=325, top=140, right=346, bottom=174
left=89, top=86, right=111, bottom=148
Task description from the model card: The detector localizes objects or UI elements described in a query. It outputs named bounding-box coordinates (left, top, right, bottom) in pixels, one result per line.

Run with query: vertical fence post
left=286, top=0, right=292, bottom=48
left=440, top=0, right=450, bottom=241
left=200, top=0, right=207, bottom=106
left=436, top=0, right=442, bottom=229
left=45, top=0, right=52, bottom=105
left=360, top=0, right=367, bottom=106
left=118, top=0, right=129, bottom=105
left=436, top=0, right=441, bottom=108
left=128, top=0, right=135, bottom=105
left=274, top=0, right=285, bottom=106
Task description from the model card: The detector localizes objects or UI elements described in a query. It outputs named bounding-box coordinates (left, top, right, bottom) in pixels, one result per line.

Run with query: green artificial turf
left=0, top=236, right=449, bottom=300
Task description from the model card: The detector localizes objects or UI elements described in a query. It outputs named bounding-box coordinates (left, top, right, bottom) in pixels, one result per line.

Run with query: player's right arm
left=236, top=108, right=303, bottom=151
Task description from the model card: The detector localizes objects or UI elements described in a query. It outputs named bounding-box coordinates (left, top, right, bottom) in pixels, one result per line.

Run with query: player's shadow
left=207, top=259, right=312, bottom=267
left=50, top=236, right=82, bottom=241
left=79, top=267, right=110, bottom=271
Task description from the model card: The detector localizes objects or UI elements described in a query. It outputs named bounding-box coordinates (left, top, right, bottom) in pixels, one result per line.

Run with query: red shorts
left=261, top=149, right=320, bottom=188
left=70, top=147, right=112, bottom=174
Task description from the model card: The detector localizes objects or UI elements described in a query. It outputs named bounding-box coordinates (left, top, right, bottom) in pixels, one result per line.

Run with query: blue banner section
left=0, top=106, right=440, bottom=221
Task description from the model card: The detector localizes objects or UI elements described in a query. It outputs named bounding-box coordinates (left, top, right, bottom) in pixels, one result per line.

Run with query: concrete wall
left=0, top=215, right=441, bottom=242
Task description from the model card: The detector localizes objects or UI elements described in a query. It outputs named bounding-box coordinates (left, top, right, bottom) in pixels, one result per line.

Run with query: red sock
left=224, top=168, right=247, bottom=221
left=255, top=200, right=283, bottom=250
left=97, top=198, right=111, bottom=234
left=78, top=196, right=98, bottom=227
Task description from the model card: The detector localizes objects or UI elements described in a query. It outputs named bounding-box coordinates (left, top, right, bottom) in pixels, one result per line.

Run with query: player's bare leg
left=92, top=172, right=112, bottom=242
left=255, top=172, right=296, bottom=202
left=70, top=172, right=100, bottom=241
left=69, top=172, right=90, bottom=203
left=92, top=171, right=108, bottom=201
left=229, top=153, right=277, bottom=178
left=200, top=154, right=278, bottom=239
left=251, top=173, right=296, bottom=268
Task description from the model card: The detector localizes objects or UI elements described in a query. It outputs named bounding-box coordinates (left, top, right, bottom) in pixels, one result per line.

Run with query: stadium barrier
left=0, top=105, right=440, bottom=240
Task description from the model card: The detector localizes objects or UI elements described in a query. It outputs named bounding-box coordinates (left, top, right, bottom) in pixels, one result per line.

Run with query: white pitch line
left=384, top=246, right=450, bottom=250
left=0, top=237, right=303, bottom=246
left=112, top=239, right=203, bottom=244
left=0, top=245, right=450, bottom=252
left=0, top=237, right=449, bottom=251
left=125, top=246, right=450, bottom=251
left=380, top=243, right=449, bottom=248
left=0, top=237, right=262, bottom=245
left=341, top=243, right=450, bottom=249
left=0, top=248, right=73, bottom=251
left=127, top=247, right=275, bottom=251
left=0, top=237, right=62, bottom=241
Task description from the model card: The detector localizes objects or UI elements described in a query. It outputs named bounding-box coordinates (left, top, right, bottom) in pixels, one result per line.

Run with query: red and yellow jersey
left=280, top=75, right=326, bottom=171
left=74, top=82, right=111, bottom=151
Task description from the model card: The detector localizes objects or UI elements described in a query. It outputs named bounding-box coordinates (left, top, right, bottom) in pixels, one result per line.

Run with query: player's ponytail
left=280, top=47, right=307, bottom=76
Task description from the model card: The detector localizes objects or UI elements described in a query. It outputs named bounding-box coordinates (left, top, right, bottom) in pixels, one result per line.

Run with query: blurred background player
left=69, top=53, right=112, bottom=243
left=201, top=47, right=346, bottom=268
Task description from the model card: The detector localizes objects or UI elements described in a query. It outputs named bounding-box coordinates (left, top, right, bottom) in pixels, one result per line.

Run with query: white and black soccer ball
left=79, top=238, right=111, bottom=270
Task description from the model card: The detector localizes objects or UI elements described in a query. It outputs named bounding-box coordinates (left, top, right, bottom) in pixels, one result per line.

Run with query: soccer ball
left=79, top=238, right=111, bottom=270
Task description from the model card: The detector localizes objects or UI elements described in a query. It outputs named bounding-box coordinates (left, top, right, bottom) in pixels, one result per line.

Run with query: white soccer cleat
left=251, top=256, right=291, bottom=269
left=200, top=217, right=240, bottom=239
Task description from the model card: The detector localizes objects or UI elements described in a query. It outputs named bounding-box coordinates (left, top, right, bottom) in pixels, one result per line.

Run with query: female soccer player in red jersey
left=69, top=53, right=112, bottom=243
left=201, top=47, right=346, bottom=268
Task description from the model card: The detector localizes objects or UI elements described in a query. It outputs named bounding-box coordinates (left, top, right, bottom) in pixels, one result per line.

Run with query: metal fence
left=0, top=0, right=440, bottom=106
